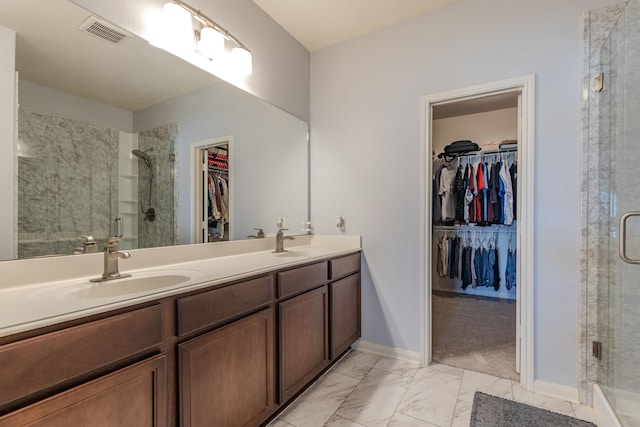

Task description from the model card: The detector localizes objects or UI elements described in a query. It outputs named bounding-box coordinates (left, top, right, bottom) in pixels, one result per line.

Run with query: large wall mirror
left=0, top=0, right=309, bottom=260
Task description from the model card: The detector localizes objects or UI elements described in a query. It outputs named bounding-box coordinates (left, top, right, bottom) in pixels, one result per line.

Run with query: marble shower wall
left=580, top=0, right=640, bottom=404
left=17, top=108, right=118, bottom=258
left=136, top=124, right=178, bottom=249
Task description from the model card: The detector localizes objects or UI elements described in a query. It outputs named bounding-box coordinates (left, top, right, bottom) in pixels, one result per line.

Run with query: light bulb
left=231, top=47, right=252, bottom=76
left=163, top=2, right=193, bottom=50
left=198, top=27, right=225, bottom=60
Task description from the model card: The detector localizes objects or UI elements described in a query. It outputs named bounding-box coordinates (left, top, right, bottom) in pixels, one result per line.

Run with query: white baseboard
left=593, top=384, right=623, bottom=427
left=534, top=380, right=579, bottom=403
left=352, top=339, right=422, bottom=364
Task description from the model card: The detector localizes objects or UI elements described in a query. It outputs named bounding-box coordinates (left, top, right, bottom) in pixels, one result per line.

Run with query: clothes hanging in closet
left=432, top=155, right=516, bottom=226
left=208, top=173, right=229, bottom=225
left=439, top=167, right=457, bottom=223
left=436, top=233, right=508, bottom=292
left=433, top=166, right=443, bottom=224
left=505, top=248, right=517, bottom=290
left=509, top=162, right=517, bottom=219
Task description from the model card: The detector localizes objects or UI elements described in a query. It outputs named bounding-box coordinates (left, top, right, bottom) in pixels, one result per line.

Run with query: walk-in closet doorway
left=191, top=136, right=233, bottom=243
left=421, top=75, right=535, bottom=390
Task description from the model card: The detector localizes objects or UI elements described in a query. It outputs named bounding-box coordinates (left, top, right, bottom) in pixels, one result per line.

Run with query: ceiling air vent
left=79, top=16, right=130, bottom=45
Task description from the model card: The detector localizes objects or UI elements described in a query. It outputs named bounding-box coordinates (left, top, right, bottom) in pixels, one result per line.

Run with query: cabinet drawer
left=329, top=253, right=361, bottom=280
left=177, top=275, right=273, bottom=337
left=277, top=262, right=327, bottom=299
left=0, top=304, right=163, bottom=409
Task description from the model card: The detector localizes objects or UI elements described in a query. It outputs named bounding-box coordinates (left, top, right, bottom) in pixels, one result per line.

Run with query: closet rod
left=434, top=228, right=516, bottom=233
left=208, top=166, right=228, bottom=173
left=435, top=147, right=517, bottom=162
left=434, top=225, right=516, bottom=232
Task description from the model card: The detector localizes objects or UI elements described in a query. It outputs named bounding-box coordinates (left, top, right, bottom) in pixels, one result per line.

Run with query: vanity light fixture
left=161, top=0, right=252, bottom=76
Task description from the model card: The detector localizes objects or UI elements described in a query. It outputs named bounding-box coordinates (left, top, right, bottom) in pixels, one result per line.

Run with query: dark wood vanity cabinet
left=179, top=308, right=274, bottom=427
left=0, top=305, right=165, bottom=426
left=329, top=273, right=361, bottom=359
left=0, top=251, right=361, bottom=426
left=328, top=254, right=362, bottom=359
left=277, top=261, right=329, bottom=404
left=176, top=275, right=275, bottom=427
left=278, top=285, right=329, bottom=403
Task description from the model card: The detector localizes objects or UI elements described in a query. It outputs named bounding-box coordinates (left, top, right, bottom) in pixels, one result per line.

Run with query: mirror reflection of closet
left=196, top=141, right=230, bottom=243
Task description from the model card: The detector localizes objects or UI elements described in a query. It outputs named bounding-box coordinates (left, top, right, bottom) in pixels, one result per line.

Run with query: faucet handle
left=105, top=236, right=120, bottom=251
left=254, top=228, right=265, bottom=238
left=82, top=236, right=97, bottom=254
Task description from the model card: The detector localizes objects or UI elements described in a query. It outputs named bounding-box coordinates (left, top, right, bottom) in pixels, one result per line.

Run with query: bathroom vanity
left=0, top=236, right=361, bottom=426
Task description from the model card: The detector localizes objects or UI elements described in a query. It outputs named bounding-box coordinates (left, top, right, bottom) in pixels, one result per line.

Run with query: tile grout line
left=447, top=368, right=469, bottom=427
left=325, top=352, right=378, bottom=426
left=274, top=350, right=360, bottom=427
left=386, top=362, right=421, bottom=426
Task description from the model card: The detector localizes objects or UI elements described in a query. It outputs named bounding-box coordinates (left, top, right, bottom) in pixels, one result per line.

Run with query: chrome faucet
left=91, top=237, right=131, bottom=282
left=247, top=228, right=265, bottom=239
left=274, top=225, right=295, bottom=253
left=74, top=236, right=98, bottom=254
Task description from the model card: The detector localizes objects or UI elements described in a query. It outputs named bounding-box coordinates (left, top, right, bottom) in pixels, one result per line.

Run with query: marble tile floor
left=621, top=415, right=640, bottom=427
left=268, top=350, right=600, bottom=427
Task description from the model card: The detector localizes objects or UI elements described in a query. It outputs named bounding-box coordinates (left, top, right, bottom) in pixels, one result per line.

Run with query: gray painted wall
left=309, top=0, right=620, bottom=389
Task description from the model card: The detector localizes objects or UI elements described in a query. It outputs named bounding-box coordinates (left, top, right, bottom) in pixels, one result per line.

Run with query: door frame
left=420, top=75, right=535, bottom=390
left=190, top=136, right=234, bottom=243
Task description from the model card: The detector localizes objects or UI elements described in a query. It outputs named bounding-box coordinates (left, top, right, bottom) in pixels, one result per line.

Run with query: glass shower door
left=600, top=0, right=640, bottom=424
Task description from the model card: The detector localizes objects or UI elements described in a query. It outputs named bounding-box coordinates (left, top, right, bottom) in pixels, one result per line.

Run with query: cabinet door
left=0, top=354, right=167, bottom=427
left=330, top=274, right=361, bottom=359
left=279, top=285, right=328, bottom=403
left=179, top=308, right=274, bottom=427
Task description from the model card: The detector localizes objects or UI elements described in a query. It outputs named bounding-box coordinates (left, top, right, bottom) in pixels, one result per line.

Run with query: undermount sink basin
left=63, top=271, right=196, bottom=299
left=273, top=247, right=331, bottom=258
left=273, top=250, right=297, bottom=257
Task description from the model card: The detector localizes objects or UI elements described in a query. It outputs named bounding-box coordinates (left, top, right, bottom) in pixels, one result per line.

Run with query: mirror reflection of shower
left=132, top=149, right=156, bottom=222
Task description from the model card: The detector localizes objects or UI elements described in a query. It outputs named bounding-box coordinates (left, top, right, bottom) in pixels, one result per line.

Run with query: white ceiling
left=252, top=0, right=517, bottom=115
left=252, top=0, right=460, bottom=51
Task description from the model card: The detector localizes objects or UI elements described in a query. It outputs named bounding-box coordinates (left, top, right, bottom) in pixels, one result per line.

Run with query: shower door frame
left=421, top=75, right=536, bottom=391
left=581, top=1, right=640, bottom=423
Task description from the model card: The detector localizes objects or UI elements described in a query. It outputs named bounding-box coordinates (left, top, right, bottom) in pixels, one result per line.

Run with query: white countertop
left=0, top=235, right=361, bottom=339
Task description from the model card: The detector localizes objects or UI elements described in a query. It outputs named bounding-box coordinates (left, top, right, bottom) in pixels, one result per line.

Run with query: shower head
left=132, top=149, right=151, bottom=168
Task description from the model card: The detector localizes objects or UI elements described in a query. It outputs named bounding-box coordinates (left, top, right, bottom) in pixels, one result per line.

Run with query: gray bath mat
left=470, top=392, right=597, bottom=427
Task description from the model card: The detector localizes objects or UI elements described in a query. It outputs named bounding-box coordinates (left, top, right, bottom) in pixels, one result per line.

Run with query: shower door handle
left=114, top=217, right=124, bottom=239
left=619, top=212, right=640, bottom=264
